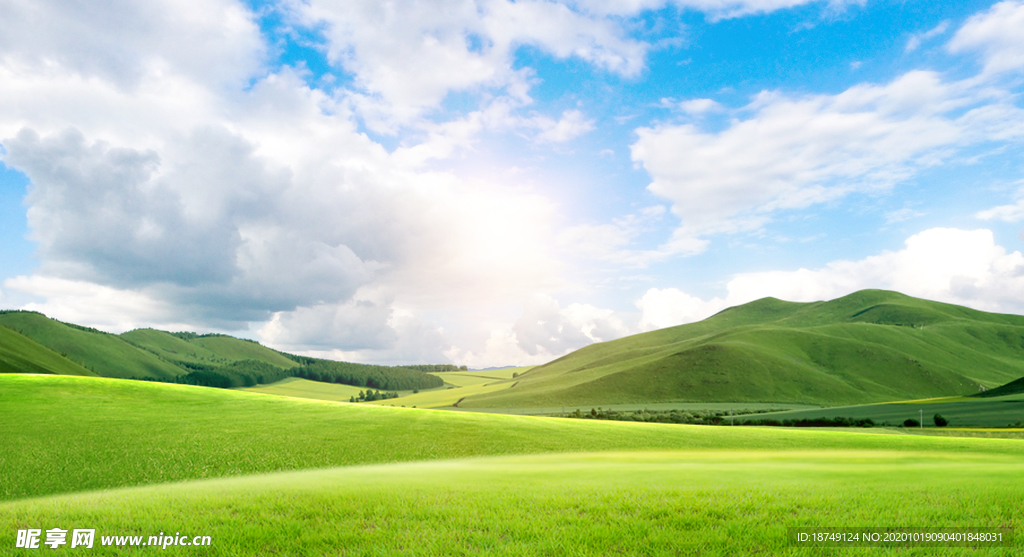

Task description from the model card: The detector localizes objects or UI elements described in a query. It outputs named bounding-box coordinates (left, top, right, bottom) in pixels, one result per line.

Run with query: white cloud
left=948, top=1, right=1024, bottom=75
left=2, top=275, right=185, bottom=333
left=678, top=98, right=723, bottom=115
left=639, top=228, right=1024, bottom=329
left=0, top=0, right=564, bottom=357
left=636, top=288, right=727, bottom=331
left=976, top=197, right=1024, bottom=222
left=573, top=0, right=857, bottom=20
left=534, top=109, right=596, bottom=143
left=512, top=294, right=632, bottom=356
left=291, top=0, right=647, bottom=127
left=905, top=20, right=949, bottom=53
left=0, top=0, right=265, bottom=90
left=631, top=70, right=1024, bottom=246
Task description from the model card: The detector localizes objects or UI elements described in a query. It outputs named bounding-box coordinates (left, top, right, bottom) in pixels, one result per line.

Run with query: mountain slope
left=0, top=311, right=441, bottom=391
left=0, top=326, right=96, bottom=376
left=0, top=311, right=183, bottom=379
left=120, top=328, right=297, bottom=369
left=461, top=290, right=1024, bottom=408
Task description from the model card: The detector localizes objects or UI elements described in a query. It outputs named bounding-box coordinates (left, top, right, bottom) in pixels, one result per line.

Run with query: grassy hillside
left=0, top=312, right=441, bottom=391
left=462, top=290, right=1024, bottom=409
left=120, top=329, right=297, bottom=369
left=9, top=374, right=1024, bottom=501
left=974, top=375, right=1024, bottom=398
left=0, top=311, right=184, bottom=379
left=0, top=326, right=96, bottom=376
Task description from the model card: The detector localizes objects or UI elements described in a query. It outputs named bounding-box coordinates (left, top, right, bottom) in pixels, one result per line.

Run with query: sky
left=1, top=0, right=1024, bottom=367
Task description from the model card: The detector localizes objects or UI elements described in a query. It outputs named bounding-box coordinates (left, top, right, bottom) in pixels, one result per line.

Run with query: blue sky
left=2, top=0, right=1024, bottom=366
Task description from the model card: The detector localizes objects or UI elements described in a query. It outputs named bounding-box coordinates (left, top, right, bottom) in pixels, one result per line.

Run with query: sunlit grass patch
left=3, top=450, right=1022, bottom=556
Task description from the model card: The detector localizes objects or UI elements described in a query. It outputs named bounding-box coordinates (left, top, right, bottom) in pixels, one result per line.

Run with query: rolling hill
left=0, top=326, right=96, bottom=376
left=119, top=328, right=298, bottom=369
left=0, top=311, right=184, bottom=379
left=0, top=311, right=441, bottom=391
left=460, top=290, right=1024, bottom=408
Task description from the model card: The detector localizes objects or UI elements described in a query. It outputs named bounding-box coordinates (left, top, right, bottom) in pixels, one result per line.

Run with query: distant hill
left=459, top=290, right=1024, bottom=408
left=0, top=311, right=441, bottom=391
left=120, top=328, right=298, bottom=369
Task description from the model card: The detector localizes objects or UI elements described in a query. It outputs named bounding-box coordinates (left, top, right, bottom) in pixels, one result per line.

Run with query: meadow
left=4, top=450, right=1022, bottom=556
left=745, top=394, right=1024, bottom=428
left=3, top=374, right=1024, bottom=555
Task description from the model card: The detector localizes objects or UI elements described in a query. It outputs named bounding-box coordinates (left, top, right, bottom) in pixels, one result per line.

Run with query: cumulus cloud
left=513, top=294, right=632, bottom=356
left=631, top=70, right=1024, bottom=247
left=0, top=0, right=265, bottom=90
left=0, top=0, right=564, bottom=357
left=636, top=287, right=727, bottom=331
left=948, top=0, right=1024, bottom=75
left=2, top=275, right=185, bottom=333
left=638, top=228, right=1024, bottom=329
left=257, top=290, right=456, bottom=364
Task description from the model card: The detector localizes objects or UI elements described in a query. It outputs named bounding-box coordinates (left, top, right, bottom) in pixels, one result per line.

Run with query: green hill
left=461, top=290, right=1024, bottom=408
left=0, top=311, right=441, bottom=391
left=0, top=326, right=96, bottom=376
left=0, top=311, right=183, bottom=379
left=120, top=328, right=297, bottom=369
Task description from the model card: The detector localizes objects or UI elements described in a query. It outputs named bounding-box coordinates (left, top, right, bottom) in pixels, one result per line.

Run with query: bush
left=903, top=418, right=920, bottom=428
left=933, top=414, right=948, bottom=427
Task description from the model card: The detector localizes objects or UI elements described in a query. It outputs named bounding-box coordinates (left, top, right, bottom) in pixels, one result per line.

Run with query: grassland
left=9, top=374, right=1024, bottom=501
left=235, top=376, right=366, bottom=401
left=3, top=450, right=1022, bottom=556
left=4, top=375, right=1024, bottom=555
left=742, top=394, right=1024, bottom=428
left=462, top=290, right=1024, bottom=409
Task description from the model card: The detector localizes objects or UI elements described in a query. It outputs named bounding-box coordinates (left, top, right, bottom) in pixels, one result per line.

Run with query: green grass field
left=5, top=374, right=1024, bottom=555
left=4, top=450, right=1021, bottom=555
left=743, top=394, right=1024, bottom=428
left=235, top=376, right=367, bottom=401
left=462, top=290, right=1024, bottom=409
